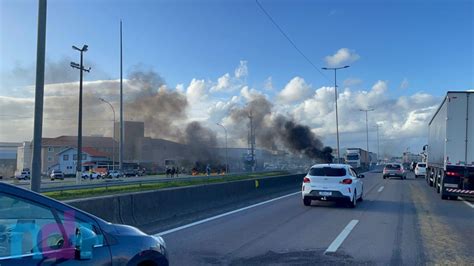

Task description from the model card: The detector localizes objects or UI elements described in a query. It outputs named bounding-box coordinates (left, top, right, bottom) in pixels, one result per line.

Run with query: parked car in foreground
left=414, top=162, right=427, bottom=178
left=302, top=164, right=364, bottom=208
left=0, top=182, right=169, bottom=265
left=50, top=169, right=65, bottom=180
left=383, top=163, right=406, bottom=179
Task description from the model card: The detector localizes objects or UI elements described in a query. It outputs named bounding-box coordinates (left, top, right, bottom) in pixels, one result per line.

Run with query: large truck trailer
left=426, top=91, right=474, bottom=199
left=345, top=148, right=369, bottom=170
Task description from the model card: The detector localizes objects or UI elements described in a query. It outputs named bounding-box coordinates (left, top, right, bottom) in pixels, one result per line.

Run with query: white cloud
left=176, top=83, right=185, bottom=94
left=264, top=76, right=273, bottom=90
left=240, top=86, right=264, bottom=101
left=277, top=77, right=312, bottom=104
left=285, top=80, right=440, bottom=155
left=234, top=60, right=248, bottom=79
left=186, top=78, right=208, bottom=102
left=324, top=48, right=360, bottom=67
left=210, top=73, right=231, bottom=92
left=399, top=78, right=409, bottom=89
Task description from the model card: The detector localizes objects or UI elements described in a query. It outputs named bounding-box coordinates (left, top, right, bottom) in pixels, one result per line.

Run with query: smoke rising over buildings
left=228, top=96, right=333, bottom=162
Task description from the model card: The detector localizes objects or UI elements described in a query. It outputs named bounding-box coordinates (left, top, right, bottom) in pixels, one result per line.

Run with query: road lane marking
left=154, top=191, right=300, bottom=236
left=377, top=186, right=384, bottom=193
left=325, top=219, right=359, bottom=254
left=459, top=197, right=474, bottom=209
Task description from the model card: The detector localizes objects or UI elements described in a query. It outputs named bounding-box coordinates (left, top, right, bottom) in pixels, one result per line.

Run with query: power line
left=255, top=0, right=330, bottom=82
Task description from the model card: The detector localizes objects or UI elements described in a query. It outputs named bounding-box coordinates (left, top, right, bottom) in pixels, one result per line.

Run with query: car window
left=385, top=164, right=401, bottom=170
left=349, top=168, right=357, bottom=177
left=0, top=193, right=63, bottom=258
left=309, top=167, right=346, bottom=177
left=417, top=163, right=426, bottom=167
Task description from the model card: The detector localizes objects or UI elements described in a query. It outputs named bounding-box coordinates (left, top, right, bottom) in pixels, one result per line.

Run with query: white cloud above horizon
left=324, top=48, right=360, bottom=67
left=0, top=60, right=441, bottom=156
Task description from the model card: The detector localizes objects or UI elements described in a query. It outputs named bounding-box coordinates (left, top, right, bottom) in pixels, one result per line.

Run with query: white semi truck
left=426, top=91, right=474, bottom=200
left=345, top=148, right=370, bottom=169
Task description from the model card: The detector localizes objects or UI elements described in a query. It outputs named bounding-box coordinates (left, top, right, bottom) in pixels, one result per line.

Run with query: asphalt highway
left=155, top=170, right=474, bottom=265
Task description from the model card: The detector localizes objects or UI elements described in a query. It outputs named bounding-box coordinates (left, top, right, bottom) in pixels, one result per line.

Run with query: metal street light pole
left=119, top=20, right=124, bottom=172
left=374, top=124, right=381, bottom=163
left=216, top=123, right=229, bottom=174
left=30, top=0, right=47, bottom=192
left=71, top=45, right=91, bottom=184
left=322, top=65, right=350, bottom=163
left=100, top=98, right=116, bottom=170
left=360, top=108, right=374, bottom=158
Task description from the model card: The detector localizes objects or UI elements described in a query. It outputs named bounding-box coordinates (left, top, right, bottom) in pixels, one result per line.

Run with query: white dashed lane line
left=377, top=186, right=384, bottom=193
left=325, top=219, right=359, bottom=254
left=459, top=197, right=474, bottom=209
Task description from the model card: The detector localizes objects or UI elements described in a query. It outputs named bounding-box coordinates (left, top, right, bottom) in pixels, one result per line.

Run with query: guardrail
left=66, top=173, right=305, bottom=229
left=40, top=170, right=303, bottom=193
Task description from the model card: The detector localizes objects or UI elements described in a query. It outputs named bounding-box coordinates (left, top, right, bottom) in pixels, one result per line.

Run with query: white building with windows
left=57, top=147, right=109, bottom=175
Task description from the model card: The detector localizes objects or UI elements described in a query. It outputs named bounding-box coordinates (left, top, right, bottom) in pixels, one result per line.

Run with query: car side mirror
left=74, top=226, right=98, bottom=260
left=358, top=174, right=365, bottom=178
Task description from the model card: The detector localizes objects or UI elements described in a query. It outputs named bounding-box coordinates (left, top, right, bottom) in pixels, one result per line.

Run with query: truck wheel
left=303, top=198, right=311, bottom=206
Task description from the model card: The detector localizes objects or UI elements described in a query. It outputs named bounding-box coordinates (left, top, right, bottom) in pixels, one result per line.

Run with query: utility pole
left=248, top=111, right=256, bottom=172
left=374, top=124, right=381, bottom=163
left=216, top=123, right=229, bottom=174
left=71, top=45, right=91, bottom=184
left=119, top=20, right=124, bottom=171
left=360, top=108, right=374, bottom=163
left=322, top=65, right=350, bottom=163
left=100, top=98, right=116, bottom=170
left=31, top=0, right=47, bottom=192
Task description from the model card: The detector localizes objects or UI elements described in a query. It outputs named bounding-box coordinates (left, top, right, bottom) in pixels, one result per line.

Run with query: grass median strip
left=44, top=171, right=290, bottom=201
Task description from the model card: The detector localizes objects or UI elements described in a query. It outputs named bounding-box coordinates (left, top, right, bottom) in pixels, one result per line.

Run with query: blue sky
left=0, top=0, right=473, bottom=155
left=1, top=0, right=472, bottom=96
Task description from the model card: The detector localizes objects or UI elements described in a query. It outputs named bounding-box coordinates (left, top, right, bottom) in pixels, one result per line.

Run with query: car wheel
left=348, top=191, right=357, bottom=208
left=303, top=198, right=311, bottom=206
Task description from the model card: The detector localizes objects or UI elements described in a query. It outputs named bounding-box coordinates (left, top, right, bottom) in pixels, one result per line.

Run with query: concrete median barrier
left=67, top=173, right=304, bottom=227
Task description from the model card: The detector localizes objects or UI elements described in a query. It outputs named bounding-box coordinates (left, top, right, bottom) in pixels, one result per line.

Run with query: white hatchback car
left=414, top=162, right=426, bottom=178
left=302, top=164, right=364, bottom=208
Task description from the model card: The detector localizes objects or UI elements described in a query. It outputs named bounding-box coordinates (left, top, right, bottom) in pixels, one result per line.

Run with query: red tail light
left=303, top=177, right=310, bottom=183
left=446, top=171, right=462, bottom=177
left=340, top=178, right=352, bottom=184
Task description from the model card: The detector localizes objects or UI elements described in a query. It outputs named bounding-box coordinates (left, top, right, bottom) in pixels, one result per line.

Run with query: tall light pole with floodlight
left=321, top=65, right=350, bottom=163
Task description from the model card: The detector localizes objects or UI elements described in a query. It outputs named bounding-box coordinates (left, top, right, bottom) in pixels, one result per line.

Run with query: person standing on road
left=206, top=164, right=211, bottom=176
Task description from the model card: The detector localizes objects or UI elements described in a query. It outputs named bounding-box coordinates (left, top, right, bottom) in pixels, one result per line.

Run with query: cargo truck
left=345, top=148, right=370, bottom=170
left=426, top=91, right=474, bottom=200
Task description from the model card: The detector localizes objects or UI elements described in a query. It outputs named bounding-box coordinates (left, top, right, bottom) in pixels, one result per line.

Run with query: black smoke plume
left=125, top=68, right=187, bottom=141
left=182, top=121, right=218, bottom=160
left=229, top=96, right=333, bottom=162
left=274, top=115, right=333, bottom=162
